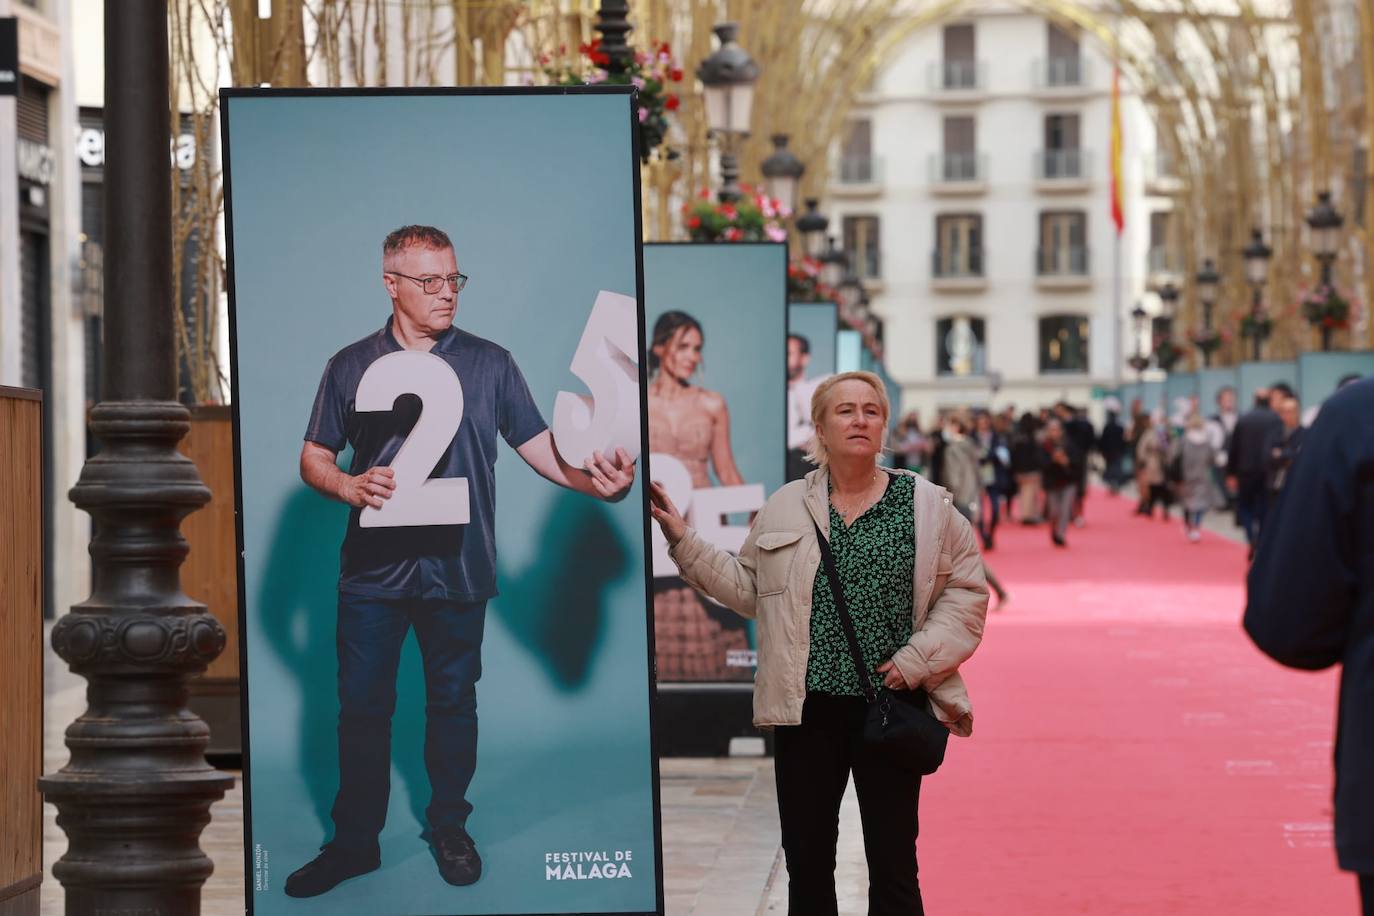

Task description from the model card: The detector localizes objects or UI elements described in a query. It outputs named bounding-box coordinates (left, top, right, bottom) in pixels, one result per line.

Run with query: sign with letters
left=643, top=242, right=787, bottom=682
left=222, top=87, right=661, bottom=916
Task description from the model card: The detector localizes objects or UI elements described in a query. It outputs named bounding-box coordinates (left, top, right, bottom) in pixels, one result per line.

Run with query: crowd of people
left=886, top=378, right=1351, bottom=558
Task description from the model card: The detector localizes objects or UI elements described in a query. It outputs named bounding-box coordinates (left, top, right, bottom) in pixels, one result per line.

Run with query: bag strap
left=812, top=518, right=879, bottom=704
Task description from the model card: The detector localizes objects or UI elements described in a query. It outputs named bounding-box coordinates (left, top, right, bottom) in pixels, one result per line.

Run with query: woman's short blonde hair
left=804, top=370, right=891, bottom=467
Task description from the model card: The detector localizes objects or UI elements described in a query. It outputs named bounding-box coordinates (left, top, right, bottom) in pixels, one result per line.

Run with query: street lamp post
left=1305, top=190, right=1344, bottom=351
left=1196, top=258, right=1220, bottom=367
left=1131, top=303, right=1149, bottom=376
left=795, top=199, right=829, bottom=259
left=838, top=270, right=864, bottom=324
left=1242, top=227, right=1272, bottom=361
left=696, top=22, right=759, bottom=203
left=819, top=235, right=846, bottom=289
left=594, top=0, right=634, bottom=77
left=760, top=133, right=805, bottom=214
left=1156, top=281, right=1180, bottom=371
left=39, top=2, right=233, bottom=913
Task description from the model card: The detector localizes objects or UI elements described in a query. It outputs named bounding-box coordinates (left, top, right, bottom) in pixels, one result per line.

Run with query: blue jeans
left=330, top=594, right=486, bottom=852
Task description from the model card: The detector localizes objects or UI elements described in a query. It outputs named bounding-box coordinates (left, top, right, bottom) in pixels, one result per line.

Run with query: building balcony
left=1147, top=246, right=1182, bottom=278
left=1031, top=56, right=1091, bottom=94
left=1035, top=246, right=1091, bottom=289
left=932, top=249, right=988, bottom=291
left=1144, top=152, right=1185, bottom=194
left=928, top=152, right=987, bottom=194
left=927, top=60, right=987, bottom=98
left=1034, top=149, right=1091, bottom=192
left=832, top=155, right=883, bottom=196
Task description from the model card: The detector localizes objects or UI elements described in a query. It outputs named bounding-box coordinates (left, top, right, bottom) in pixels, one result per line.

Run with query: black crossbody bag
left=812, top=519, right=949, bottom=775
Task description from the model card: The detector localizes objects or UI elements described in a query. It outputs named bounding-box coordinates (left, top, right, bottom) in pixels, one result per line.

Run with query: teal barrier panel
left=1238, top=361, right=1300, bottom=405
left=1118, top=382, right=1142, bottom=413
left=1164, top=373, right=1199, bottom=416
left=1197, top=368, right=1239, bottom=416
left=837, top=329, right=863, bottom=373
left=1297, top=351, right=1374, bottom=407
left=788, top=302, right=838, bottom=377
left=1141, top=379, right=1165, bottom=413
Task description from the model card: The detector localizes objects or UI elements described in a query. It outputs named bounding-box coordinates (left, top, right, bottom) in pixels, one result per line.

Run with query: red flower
left=697, top=188, right=711, bottom=200
left=724, top=227, right=743, bottom=241
left=665, top=95, right=680, bottom=111
left=687, top=216, right=702, bottom=229
left=720, top=204, right=738, bottom=220
left=670, top=68, right=684, bottom=82
left=680, top=203, right=690, bottom=214
left=658, top=41, right=672, bottom=55
left=591, top=51, right=610, bottom=65
left=1322, top=316, right=1336, bottom=329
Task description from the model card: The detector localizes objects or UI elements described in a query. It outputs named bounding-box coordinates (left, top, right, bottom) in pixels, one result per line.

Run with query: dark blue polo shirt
left=305, top=317, right=547, bottom=601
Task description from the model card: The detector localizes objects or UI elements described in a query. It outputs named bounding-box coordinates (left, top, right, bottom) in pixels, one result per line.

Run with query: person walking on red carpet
left=1244, top=376, right=1374, bottom=915
left=1040, top=419, right=1082, bottom=547
left=649, top=371, right=989, bottom=916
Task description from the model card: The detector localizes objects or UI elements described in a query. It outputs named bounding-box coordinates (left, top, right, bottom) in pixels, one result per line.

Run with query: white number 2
left=355, top=350, right=471, bottom=528
left=551, top=290, right=642, bottom=467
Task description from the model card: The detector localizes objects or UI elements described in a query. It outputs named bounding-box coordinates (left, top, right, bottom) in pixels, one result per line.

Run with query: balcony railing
left=835, top=155, right=882, bottom=185
left=933, top=247, right=985, bottom=278
left=929, top=59, right=984, bottom=91
left=1036, top=246, right=1089, bottom=276
left=1147, top=246, right=1181, bottom=274
left=1035, top=148, right=1089, bottom=181
left=929, top=152, right=984, bottom=183
left=1033, top=55, right=1087, bottom=88
left=848, top=248, right=882, bottom=280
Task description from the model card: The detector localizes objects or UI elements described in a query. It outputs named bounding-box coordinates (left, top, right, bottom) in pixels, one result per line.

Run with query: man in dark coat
left=1244, top=377, right=1374, bottom=913
left=1227, top=384, right=1289, bottom=554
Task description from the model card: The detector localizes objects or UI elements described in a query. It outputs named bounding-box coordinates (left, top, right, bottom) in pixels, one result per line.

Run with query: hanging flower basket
left=1128, top=355, right=1151, bottom=372
left=787, top=257, right=839, bottom=303
left=682, top=185, right=789, bottom=243
left=1239, top=311, right=1274, bottom=341
left=1188, top=327, right=1225, bottom=356
left=542, top=39, right=682, bottom=163
left=1153, top=336, right=1189, bottom=372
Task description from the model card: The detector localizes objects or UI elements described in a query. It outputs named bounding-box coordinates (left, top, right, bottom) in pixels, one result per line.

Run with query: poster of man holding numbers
left=223, top=88, right=662, bottom=916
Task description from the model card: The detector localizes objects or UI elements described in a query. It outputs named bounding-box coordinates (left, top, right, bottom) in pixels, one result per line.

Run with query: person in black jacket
left=1227, top=384, right=1290, bottom=556
left=1244, top=377, right=1374, bottom=915
left=1040, top=419, right=1083, bottom=547
left=1098, top=405, right=1127, bottom=494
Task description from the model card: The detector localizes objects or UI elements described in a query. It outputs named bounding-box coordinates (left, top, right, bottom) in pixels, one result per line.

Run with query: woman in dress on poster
left=647, top=310, right=752, bottom=680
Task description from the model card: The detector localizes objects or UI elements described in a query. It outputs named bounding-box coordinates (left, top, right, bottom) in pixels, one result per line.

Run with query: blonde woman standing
left=649, top=371, right=989, bottom=916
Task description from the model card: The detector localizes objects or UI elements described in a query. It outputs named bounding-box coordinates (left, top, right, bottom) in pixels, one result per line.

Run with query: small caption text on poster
left=545, top=849, right=634, bottom=879
left=254, top=844, right=270, bottom=892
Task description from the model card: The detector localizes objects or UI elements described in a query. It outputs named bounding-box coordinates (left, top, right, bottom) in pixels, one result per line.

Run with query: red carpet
left=920, top=490, right=1358, bottom=914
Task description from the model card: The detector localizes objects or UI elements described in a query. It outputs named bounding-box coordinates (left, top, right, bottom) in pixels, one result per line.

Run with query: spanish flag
left=1109, top=66, right=1124, bottom=235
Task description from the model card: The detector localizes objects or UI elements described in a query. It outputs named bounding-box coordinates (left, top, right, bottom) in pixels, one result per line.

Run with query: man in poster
left=786, top=333, right=825, bottom=481
left=285, top=225, right=636, bottom=897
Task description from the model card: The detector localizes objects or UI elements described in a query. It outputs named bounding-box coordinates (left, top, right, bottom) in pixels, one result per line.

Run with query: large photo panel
left=643, top=242, right=787, bottom=683
left=223, top=89, right=660, bottom=916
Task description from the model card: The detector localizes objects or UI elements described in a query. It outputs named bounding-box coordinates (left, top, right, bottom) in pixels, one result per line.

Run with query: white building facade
left=827, top=5, right=1171, bottom=422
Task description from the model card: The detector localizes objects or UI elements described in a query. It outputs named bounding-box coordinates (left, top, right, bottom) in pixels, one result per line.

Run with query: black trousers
left=774, top=693, right=924, bottom=916
left=1361, top=873, right=1373, bottom=916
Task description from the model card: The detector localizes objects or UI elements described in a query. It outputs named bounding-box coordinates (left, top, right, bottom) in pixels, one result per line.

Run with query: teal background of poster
left=643, top=244, right=787, bottom=497
left=837, top=330, right=863, bottom=373
left=642, top=243, right=786, bottom=682
left=788, top=302, right=838, bottom=377
left=224, top=92, right=657, bottom=915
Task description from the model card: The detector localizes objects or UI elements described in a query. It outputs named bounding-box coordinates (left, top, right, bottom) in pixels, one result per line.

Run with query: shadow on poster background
left=255, top=484, right=629, bottom=843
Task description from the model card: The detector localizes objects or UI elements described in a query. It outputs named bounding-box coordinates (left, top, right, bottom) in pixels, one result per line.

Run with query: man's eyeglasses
left=387, top=271, right=469, bottom=295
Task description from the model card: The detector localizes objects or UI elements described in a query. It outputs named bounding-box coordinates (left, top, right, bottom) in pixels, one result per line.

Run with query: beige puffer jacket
left=667, top=466, right=989, bottom=736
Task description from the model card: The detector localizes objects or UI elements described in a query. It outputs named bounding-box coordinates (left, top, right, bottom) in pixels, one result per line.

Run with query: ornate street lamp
left=1130, top=303, right=1149, bottom=374
left=1305, top=190, right=1344, bottom=286
left=1195, top=257, right=1221, bottom=367
left=696, top=22, right=759, bottom=203
left=760, top=133, right=805, bottom=214
left=819, top=235, right=846, bottom=289
left=837, top=270, right=864, bottom=323
left=1242, top=227, right=1272, bottom=361
left=39, top=1, right=233, bottom=912
left=795, top=198, right=829, bottom=259
left=594, top=0, right=634, bottom=77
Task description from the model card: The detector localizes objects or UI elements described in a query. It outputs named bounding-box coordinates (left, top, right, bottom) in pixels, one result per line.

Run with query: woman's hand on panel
left=648, top=481, right=688, bottom=546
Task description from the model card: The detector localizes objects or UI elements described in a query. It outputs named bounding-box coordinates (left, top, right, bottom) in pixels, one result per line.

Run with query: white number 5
left=552, top=289, right=642, bottom=467
left=355, top=351, right=471, bottom=528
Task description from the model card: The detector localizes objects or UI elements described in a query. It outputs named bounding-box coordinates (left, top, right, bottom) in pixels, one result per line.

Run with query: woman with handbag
left=648, top=371, right=989, bottom=916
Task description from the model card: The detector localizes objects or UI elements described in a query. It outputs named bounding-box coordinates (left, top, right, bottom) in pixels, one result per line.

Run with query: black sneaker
left=432, top=827, right=482, bottom=886
left=284, top=844, right=380, bottom=898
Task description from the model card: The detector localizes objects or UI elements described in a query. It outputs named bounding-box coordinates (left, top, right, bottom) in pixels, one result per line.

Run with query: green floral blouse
left=805, top=474, right=916, bottom=697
